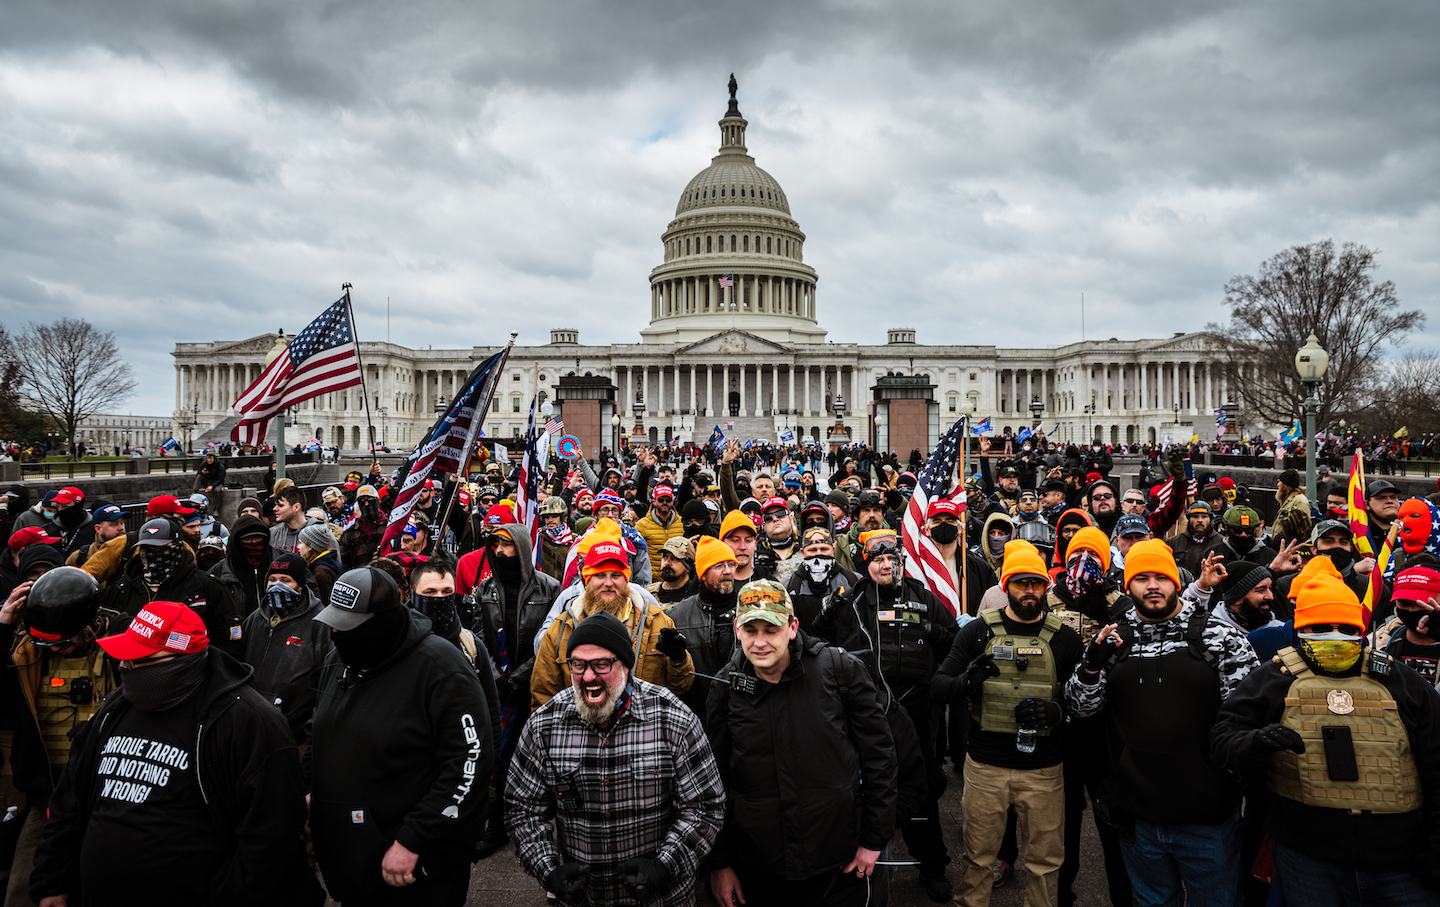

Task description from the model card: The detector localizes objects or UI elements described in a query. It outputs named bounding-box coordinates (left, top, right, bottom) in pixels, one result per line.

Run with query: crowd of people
left=0, top=431, right=1435, bottom=907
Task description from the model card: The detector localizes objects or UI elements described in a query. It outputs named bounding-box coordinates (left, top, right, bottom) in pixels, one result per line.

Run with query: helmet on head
left=25, top=566, right=101, bottom=647
left=540, top=496, right=568, bottom=516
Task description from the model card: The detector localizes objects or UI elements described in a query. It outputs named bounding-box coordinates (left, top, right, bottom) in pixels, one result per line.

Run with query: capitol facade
left=172, top=82, right=1272, bottom=458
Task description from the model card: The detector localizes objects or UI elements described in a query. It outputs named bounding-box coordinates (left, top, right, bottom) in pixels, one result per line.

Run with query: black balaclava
left=121, top=650, right=210, bottom=712
left=491, top=549, right=522, bottom=588
left=331, top=606, right=409, bottom=670
left=413, top=591, right=461, bottom=642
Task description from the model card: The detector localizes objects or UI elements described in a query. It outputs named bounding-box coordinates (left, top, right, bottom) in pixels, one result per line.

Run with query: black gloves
left=618, top=857, right=671, bottom=900
left=1014, top=698, right=1063, bottom=729
left=656, top=627, right=689, bottom=663
left=1252, top=724, right=1305, bottom=755
left=960, top=652, right=1000, bottom=700
left=819, top=585, right=849, bottom=619
left=1081, top=635, right=1125, bottom=676
left=493, top=672, right=517, bottom=701
left=545, top=863, right=589, bottom=899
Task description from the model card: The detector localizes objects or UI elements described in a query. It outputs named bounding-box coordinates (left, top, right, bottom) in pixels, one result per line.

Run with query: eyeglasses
left=1123, top=498, right=1145, bottom=506
left=762, top=512, right=788, bottom=523
left=1091, top=493, right=1115, bottom=501
left=568, top=657, right=618, bottom=676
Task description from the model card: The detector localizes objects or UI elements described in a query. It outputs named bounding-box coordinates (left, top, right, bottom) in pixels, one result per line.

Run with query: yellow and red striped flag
left=1346, top=451, right=1374, bottom=557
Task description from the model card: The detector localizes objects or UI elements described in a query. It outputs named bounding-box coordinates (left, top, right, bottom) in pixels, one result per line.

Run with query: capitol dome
left=641, top=79, right=823, bottom=346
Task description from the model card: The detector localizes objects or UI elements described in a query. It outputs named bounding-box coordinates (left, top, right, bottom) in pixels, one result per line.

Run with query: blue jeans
left=1273, top=841, right=1439, bottom=907
left=1120, top=808, right=1242, bottom=907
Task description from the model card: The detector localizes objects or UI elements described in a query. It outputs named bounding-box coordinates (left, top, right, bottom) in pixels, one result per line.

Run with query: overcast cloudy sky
left=2, top=0, right=1437, bottom=415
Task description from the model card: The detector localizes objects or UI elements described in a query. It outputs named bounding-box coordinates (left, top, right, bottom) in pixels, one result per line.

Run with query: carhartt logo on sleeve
left=351, top=809, right=364, bottom=823
left=331, top=582, right=361, bottom=611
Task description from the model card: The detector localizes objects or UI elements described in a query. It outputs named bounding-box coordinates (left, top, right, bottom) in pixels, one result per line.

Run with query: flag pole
left=343, top=283, right=379, bottom=465
left=429, top=333, right=517, bottom=556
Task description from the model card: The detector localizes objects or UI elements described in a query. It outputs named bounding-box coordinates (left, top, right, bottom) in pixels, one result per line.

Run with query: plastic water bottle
left=1016, top=726, right=1037, bottom=754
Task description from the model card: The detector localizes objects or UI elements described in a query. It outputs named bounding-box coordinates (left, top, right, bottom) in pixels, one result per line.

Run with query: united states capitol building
left=173, top=81, right=1269, bottom=457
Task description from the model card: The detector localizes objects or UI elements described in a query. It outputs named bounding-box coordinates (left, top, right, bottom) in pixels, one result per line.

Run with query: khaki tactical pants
left=957, top=755, right=1065, bottom=907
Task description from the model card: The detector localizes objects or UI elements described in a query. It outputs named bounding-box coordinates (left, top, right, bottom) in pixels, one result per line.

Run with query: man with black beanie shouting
left=507, top=610, right=725, bottom=907
left=308, top=566, right=493, bottom=905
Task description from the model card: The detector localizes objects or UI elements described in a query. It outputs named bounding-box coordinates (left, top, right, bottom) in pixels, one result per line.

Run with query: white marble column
left=705, top=366, right=713, bottom=417
left=738, top=365, right=747, bottom=416
left=657, top=367, right=665, bottom=417
left=787, top=366, right=796, bottom=415
left=803, top=366, right=811, bottom=417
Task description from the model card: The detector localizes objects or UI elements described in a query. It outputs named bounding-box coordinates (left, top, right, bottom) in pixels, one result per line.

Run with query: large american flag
left=378, top=350, right=507, bottom=554
left=231, top=297, right=363, bottom=446
left=718, top=275, right=734, bottom=288
left=902, top=416, right=968, bottom=617
left=513, top=394, right=544, bottom=567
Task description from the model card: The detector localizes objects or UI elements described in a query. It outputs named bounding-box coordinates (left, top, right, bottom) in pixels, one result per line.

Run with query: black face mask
left=1323, top=549, right=1355, bottom=575
left=358, top=498, right=381, bottom=522
left=491, top=552, right=522, bottom=587
left=331, top=607, right=408, bottom=670
left=121, top=651, right=209, bottom=712
left=57, top=506, right=87, bottom=531
left=413, top=592, right=461, bottom=641
left=1396, top=608, right=1440, bottom=641
left=929, top=522, right=960, bottom=545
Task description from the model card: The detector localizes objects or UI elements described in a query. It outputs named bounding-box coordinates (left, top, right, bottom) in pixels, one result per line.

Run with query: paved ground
left=459, top=761, right=1118, bottom=907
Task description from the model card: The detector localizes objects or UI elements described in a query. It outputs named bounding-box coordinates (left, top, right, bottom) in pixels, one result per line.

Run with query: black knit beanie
left=1221, top=560, right=1272, bottom=605
left=566, top=610, right=636, bottom=669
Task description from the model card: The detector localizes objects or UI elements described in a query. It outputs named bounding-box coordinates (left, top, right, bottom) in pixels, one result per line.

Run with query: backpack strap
left=1185, top=606, right=1218, bottom=669
left=458, top=628, right=479, bottom=666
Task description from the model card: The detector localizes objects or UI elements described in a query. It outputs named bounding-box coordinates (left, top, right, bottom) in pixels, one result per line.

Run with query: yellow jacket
left=634, top=508, right=684, bottom=577
left=66, top=535, right=128, bottom=587
left=530, top=584, right=693, bottom=711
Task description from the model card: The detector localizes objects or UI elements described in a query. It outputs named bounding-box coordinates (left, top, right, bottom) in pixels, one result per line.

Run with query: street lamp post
left=378, top=407, right=388, bottom=451
left=1295, top=334, right=1330, bottom=506
left=873, top=414, right=884, bottom=452
left=633, top=398, right=646, bottom=446
left=611, top=413, right=621, bottom=459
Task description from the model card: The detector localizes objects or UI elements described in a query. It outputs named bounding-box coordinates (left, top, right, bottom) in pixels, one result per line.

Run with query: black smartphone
left=1322, top=726, right=1360, bottom=782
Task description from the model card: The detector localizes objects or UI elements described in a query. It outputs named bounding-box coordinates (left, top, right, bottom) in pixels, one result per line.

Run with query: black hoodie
left=306, top=609, right=493, bottom=901
left=30, top=649, right=321, bottom=907
left=210, top=515, right=275, bottom=616
left=474, top=522, right=560, bottom=702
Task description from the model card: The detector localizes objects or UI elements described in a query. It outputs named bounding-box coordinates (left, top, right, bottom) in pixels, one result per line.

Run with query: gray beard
left=576, top=695, right=618, bottom=726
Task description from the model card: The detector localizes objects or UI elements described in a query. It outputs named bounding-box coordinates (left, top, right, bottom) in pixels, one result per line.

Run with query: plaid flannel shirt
left=505, top=677, right=725, bottom=907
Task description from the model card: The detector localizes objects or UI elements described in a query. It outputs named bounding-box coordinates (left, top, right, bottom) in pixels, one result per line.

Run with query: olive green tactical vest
left=1268, top=646, right=1422, bottom=814
left=970, top=610, right=1063, bottom=735
left=40, top=653, right=116, bottom=769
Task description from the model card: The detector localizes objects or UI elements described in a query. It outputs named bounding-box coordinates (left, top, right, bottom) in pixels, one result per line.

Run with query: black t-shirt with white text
left=80, top=693, right=227, bottom=905
left=1391, top=636, right=1440, bottom=687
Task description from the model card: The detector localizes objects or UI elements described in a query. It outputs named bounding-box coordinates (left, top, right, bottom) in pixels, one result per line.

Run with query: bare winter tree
left=1361, top=349, right=1440, bottom=436
left=11, top=318, right=136, bottom=454
left=1207, top=240, right=1424, bottom=431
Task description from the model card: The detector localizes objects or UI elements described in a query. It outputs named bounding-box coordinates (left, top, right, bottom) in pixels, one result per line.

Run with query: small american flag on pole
left=544, top=417, right=564, bottom=436
left=902, top=416, right=968, bottom=617
left=718, top=275, right=734, bottom=288
left=231, top=297, right=363, bottom=446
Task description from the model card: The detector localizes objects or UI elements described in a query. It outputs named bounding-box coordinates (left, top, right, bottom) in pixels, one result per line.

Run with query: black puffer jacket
left=472, top=524, right=560, bottom=702
left=306, top=610, right=493, bottom=902
left=705, top=632, right=896, bottom=880
left=104, top=548, right=245, bottom=661
left=30, top=649, right=321, bottom=907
